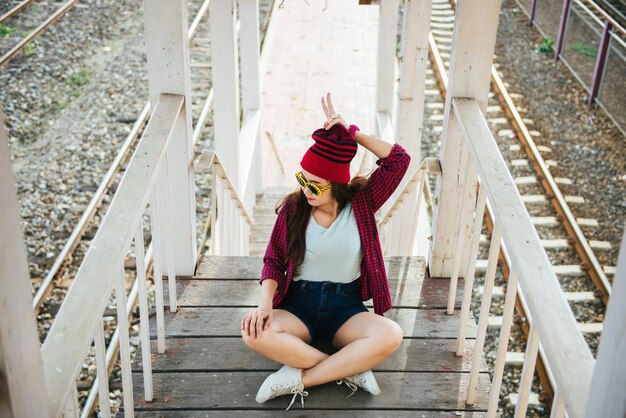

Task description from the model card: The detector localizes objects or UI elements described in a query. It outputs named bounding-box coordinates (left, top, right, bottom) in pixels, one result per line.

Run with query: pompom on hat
left=300, top=123, right=359, bottom=184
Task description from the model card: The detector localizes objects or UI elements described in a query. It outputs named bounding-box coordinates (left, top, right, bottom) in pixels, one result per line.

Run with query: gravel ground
left=496, top=0, right=626, bottom=270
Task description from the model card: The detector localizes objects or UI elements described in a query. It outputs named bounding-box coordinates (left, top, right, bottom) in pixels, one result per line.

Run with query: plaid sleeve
left=260, top=203, right=289, bottom=288
left=365, top=143, right=411, bottom=213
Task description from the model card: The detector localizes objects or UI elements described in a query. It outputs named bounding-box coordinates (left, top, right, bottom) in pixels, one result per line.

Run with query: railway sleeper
left=488, top=316, right=603, bottom=334
left=506, top=392, right=542, bottom=408
left=478, top=235, right=611, bottom=251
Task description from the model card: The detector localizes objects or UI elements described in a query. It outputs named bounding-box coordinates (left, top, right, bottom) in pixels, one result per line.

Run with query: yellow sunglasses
left=295, top=171, right=332, bottom=196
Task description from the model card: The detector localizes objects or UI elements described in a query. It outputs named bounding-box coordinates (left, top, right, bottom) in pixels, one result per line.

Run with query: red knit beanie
left=300, top=124, right=357, bottom=184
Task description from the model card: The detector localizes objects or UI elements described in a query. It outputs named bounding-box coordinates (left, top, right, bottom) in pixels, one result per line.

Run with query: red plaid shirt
left=260, top=143, right=411, bottom=315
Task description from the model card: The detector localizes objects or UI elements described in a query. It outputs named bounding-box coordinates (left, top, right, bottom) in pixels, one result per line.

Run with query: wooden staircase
left=129, top=249, right=492, bottom=415
left=250, top=187, right=293, bottom=256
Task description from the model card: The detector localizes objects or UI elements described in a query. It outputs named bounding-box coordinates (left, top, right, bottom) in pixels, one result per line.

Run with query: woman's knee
left=241, top=319, right=283, bottom=348
left=381, top=321, right=403, bottom=354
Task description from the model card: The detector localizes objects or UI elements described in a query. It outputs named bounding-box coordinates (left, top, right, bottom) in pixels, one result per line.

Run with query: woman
left=241, top=92, right=411, bottom=410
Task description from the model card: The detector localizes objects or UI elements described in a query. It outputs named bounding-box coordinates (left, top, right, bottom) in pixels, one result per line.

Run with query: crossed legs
left=241, top=309, right=403, bottom=389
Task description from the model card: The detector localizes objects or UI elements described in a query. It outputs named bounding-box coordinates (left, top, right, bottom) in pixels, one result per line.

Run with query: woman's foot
left=256, top=364, right=309, bottom=410
left=336, top=369, right=381, bottom=398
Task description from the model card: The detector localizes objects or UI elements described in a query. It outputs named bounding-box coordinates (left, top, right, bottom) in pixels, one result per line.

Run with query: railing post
left=587, top=21, right=612, bottom=107
left=210, top=0, right=241, bottom=189
left=395, top=0, right=432, bottom=161
left=529, top=0, right=539, bottom=27
left=429, top=0, right=502, bottom=277
left=239, top=0, right=263, bottom=205
left=385, top=0, right=433, bottom=255
left=143, top=0, right=197, bottom=276
left=554, top=0, right=571, bottom=61
left=376, top=0, right=399, bottom=116
left=0, top=113, right=49, bottom=417
left=585, top=231, right=626, bottom=418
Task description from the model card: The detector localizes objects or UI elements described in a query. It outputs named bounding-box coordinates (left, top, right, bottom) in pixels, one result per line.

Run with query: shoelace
left=336, top=379, right=359, bottom=398
left=286, top=386, right=308, bottom=410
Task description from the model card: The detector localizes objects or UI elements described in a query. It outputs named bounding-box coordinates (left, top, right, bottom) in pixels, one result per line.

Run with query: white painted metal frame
left=395, top=0, right=432, bottom=161
left=210, top=0, right=241, bottom=188
left=378, top=157, right=441, bottom=256
left=376, top=0, right=400, bottom=115
left=429, top=0, right=502, bottom=277
left=449, top=97, right=594, bottom=418
left=40, top=94, right=184, bottom=417
left=197, top=150, right=254, bottom=256
left=378, top=0, right=433, bottom=256
left=239, top=0, right=263, bottom=211
left=0, top=114, right=49, bottom=417
left=144, top=0, right=197, bottom=276
left=585, top=231, right=626, bottom=418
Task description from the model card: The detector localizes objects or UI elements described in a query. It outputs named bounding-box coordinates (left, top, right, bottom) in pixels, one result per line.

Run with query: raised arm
left=320, top=92, right=411, bottom=213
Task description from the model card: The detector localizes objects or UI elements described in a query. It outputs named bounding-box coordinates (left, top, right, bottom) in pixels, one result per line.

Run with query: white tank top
left=292, top=202, right=363, bottom=283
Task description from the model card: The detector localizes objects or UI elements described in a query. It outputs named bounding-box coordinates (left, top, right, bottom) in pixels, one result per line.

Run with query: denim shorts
left=276, top=279, right=370, bottom=342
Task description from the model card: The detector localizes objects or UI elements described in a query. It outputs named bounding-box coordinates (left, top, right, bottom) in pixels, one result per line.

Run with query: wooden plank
left=195, top=255, right=263, bottom=279
left=163, top=275, right=462, bottom=310
left=133, top=338, right=488, bottom=373
left=131, top=372, right=490, bottom=411
left=133, top=410, right=488, bottom=417
left=195, top=255, right=426, bottom=280
left=148, top=307, right=477, bottom=339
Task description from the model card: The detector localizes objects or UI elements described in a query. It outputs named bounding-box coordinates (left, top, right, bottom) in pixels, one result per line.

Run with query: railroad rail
left=426, top=0, right=615, bottom=411
left=0, top=0, right=81, bottom=67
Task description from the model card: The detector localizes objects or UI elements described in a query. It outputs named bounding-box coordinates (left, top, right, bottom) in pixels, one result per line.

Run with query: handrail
left=196, top=149, right=255, bottom=258
left=40, top=94, right=184, bottom=417
left=197, top=150, right=254, bottom=225
left=378, top=157, right=441, bottom=227
left=33, top=0, right=213, bottom=313
left=452, top=97, right=595, bottom=418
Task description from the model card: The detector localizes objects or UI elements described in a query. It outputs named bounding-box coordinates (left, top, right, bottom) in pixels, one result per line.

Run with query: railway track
left=424, top=0, right=616, bottom=413
left=0, top=0, right=84, bottom=67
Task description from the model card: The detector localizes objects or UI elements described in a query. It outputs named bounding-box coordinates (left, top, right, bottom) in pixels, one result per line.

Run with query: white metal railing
left=197, top=150, right=255, bottom=256
left=40, top=94, right=184, bottom=417
left=39, top=92, right=255, bottom=417
left=381, top=98, right=597, bottom=416
left=444, top=97, right=595, bottom=418
left=378, top=157, right=439, bottom=255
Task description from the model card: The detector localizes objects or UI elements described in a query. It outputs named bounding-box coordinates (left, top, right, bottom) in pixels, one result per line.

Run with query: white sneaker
left=256, top=365, right=309, bottom=410
left=336, top=369, right=381, bottom=398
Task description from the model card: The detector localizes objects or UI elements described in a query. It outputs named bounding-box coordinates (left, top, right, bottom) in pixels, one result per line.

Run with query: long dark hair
left=277, top=176, right=369, bottom=267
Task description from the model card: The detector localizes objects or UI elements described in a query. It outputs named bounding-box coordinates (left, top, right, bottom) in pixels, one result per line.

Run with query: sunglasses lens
left=308, top=184, right=321, bottom=196
left=296, top=173, right=306, bottom=187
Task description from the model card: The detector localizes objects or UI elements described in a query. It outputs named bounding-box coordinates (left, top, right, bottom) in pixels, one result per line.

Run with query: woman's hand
left=321, top=92, right=349, bottom=130
left=241, top=303, right=273, bottom=339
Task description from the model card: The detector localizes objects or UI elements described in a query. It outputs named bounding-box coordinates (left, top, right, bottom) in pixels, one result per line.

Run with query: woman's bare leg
left=300, top=312, right=402, bottom=388
left=241, top=309, right=329, bottom=369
